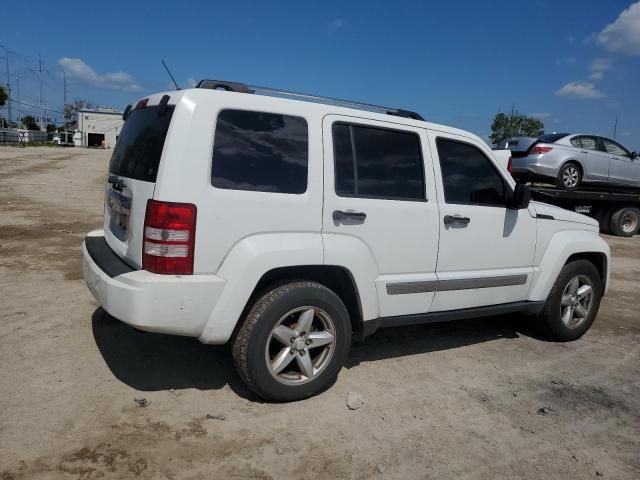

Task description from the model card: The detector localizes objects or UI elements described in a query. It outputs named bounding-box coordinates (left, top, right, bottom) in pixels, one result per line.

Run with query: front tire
left=540, top=260, right=602, bottom=341
left=233, top=281, right=351, bottom=402
left=556, top=162, right=582, bottom=190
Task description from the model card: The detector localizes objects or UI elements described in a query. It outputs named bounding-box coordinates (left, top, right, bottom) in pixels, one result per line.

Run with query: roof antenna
left=161, top=59, right=180, bottom=90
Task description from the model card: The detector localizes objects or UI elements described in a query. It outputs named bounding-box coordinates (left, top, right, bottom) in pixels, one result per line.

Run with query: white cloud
left=327, top=18, right=347, bottom=35
left=59, top=57, right=142, bottom=91
left=589, top=57, right=613, bottom=80
left=596, top=1, right=640, bottom=56
left=555, top=81, right=605, bottom=99
left=186, top=77, right=197, bottom=88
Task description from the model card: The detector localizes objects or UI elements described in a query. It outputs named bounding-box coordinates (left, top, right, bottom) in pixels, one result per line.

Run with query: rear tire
left=233, top=281, right=351, bottom=402
left=556, top=162, right=582, bottom=191
left=539, top=260, right=602, bottom=341
left=609, top=207, right=640, bottom=237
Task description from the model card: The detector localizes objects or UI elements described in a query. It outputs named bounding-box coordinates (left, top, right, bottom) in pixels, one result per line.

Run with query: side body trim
left=386, top=280, right=437, bottom=295
left=386, top=274, right=528, bottom=295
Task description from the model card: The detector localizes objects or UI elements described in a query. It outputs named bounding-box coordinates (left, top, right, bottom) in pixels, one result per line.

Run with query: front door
left=428, top=131, right=537, bottom=312
left=322, top=115, right=440, bottom=319
left=600, top=137, right=639, bottom=187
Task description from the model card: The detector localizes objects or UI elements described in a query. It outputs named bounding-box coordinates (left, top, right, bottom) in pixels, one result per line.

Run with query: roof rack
left=194, top=79, right=424, bottom=121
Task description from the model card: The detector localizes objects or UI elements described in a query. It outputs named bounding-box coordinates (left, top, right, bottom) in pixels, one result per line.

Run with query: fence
left=0, top=129, right=50, bottom=146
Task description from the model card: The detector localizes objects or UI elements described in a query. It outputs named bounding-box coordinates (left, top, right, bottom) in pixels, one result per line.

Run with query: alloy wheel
left=560, top=275, right=594, bottom=329
left=562, top=166, right=579, bottom=188
left=265, top=306, right=336, bottom=385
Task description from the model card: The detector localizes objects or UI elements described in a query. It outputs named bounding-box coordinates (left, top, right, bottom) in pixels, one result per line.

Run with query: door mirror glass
left=509, top=184, right=531, bottom=210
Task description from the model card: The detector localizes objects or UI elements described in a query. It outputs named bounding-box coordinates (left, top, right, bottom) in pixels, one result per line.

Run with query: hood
left=532, top=201, right=599, bottom=230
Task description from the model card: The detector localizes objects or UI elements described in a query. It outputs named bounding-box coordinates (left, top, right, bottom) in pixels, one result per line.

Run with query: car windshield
left=538, top=133, right=569, bottom=143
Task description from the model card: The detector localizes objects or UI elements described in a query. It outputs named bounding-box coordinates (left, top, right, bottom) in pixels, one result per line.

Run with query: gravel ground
left=1, top=146, right=638, bottom=479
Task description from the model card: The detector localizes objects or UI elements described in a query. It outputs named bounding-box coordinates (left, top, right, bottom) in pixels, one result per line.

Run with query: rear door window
left=211, top=109, right=308, bottom=194
left=332, top=123, right=425, bottom=201
left=572, top=136, right=599, bottom=151
left=109, top=105, right=175, bottom=182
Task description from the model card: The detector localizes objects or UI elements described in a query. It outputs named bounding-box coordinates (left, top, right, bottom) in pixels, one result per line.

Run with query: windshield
left=109, top=105, right=175, bottom=182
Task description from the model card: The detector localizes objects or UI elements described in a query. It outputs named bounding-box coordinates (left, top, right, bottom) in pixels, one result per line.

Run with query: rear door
left=600, top=137, right=639, bottom=187
left=570, top=135, right=609, bottom=182
left=322, top=115, right=440, bottom=318
left=104, top=100, right=175, bottom=268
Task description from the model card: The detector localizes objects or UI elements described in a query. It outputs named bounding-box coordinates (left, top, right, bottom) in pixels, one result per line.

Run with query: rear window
left=109, top=105, right=175, bottom=182
left=538, top=133, right=569, bottom=143
left=211, top=109, right=308, bottom=194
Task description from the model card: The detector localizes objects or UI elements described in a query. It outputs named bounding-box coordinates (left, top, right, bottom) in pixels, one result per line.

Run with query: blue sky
left=2, top=0, right=639, bottom=148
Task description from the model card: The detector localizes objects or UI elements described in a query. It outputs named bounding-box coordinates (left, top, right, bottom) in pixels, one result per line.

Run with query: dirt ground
left=0, top=146, right=638, bottom=480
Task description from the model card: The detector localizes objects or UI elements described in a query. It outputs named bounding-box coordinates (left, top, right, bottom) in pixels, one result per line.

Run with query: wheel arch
left=529, top=230, right=610, bottom=302
left=565, top=252, right=608, bottom=295
left=560, top=159, right=584, bottom=176
left=241, top=265, right=365, bottom=340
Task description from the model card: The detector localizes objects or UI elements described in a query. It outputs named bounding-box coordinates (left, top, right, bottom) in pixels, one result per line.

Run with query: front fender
left=528, top=230, right=610, bottom=302
left=198, top=233, right=323, bottom=344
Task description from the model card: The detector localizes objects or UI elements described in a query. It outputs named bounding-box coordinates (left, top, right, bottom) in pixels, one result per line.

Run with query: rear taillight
left=530, top=146, right=553, bottom=155
left=143, top=200, right=196, bottom=274
left=507, top=156, right=513, bottom=173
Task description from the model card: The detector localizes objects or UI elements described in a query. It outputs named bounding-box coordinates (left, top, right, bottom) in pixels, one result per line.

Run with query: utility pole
left=63, top=70, right=67, bottom=113
left=39, top=54, right=44, bottom=131
left=613, top=116, right=618, bottom=140
left=3, top=44, right=11, bottom=127
left=16, top=76, right=20, bottom=125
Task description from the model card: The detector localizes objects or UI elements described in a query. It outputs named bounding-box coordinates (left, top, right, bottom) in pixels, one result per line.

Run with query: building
left=77, top=108, right=124, bottom=148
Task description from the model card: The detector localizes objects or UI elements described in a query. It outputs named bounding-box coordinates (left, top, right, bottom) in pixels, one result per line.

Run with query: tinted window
left=212, top=110, right=308, bottom=194
left=539, top=133, right=569, bottom=143
left=436, top=138, right=506, bottom=206
left=601, top=138, right=630, bottom=157
left=109, top=106, right=175, bottom=182
left=574, top=136, right=599, bottom=151
left=333, top=123, right=425, bottom=200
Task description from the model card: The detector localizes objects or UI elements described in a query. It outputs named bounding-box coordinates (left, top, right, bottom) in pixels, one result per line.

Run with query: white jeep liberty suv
left=83, top=80, right=610, bottom=401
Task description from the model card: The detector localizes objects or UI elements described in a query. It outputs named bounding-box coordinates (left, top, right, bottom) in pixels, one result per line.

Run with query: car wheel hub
left=265, top=306, right=336, bottom=385
left=560, top=275, right=594, bottom=329
left=563, top=167, right=579, bottom=187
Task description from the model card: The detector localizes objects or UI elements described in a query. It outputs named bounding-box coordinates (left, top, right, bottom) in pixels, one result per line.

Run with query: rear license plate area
left=107, top=190, right=131, bottom=241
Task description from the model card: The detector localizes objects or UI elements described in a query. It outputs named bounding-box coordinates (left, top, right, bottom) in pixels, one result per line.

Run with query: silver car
left=499, top=133, right=640, bottom=190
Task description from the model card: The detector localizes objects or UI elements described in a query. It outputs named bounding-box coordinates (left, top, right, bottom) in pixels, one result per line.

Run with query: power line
left=7, top=98, right=64, bottom=114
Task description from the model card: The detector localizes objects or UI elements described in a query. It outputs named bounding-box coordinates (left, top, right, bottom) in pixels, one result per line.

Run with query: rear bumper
left=511, top=156, right=559, bottom=180
left=83, top=230, right=225, bottom=337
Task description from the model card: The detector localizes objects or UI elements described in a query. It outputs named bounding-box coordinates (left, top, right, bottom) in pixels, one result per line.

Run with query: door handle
left=443, top=215, right=470, bottom=226
left=580, top=150, right=588, bottom=154
left=333, top=210, right=367, bottom=224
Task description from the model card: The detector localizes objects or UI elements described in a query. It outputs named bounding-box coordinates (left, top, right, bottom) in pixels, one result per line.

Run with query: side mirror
left=508, top=184, right=531, bottom=210
left=122, top=104, right=132, bottom=121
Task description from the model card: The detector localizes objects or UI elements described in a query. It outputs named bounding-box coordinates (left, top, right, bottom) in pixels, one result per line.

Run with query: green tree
left=490, top=111, right=544, bottom=146
left=64, top=99, right=94, bottom=125
left=21, top=115, right=39, bottom=131
left=0, top=85, right=7, bottom=107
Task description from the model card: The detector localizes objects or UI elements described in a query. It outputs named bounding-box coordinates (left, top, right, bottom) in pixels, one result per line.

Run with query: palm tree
left=0, top=85, right=7, bottom=106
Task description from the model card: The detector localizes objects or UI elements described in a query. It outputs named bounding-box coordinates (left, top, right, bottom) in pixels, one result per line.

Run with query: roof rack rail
left=195, top=79, right=424, bottom=121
